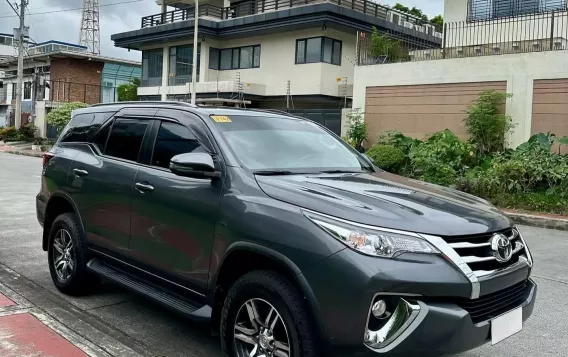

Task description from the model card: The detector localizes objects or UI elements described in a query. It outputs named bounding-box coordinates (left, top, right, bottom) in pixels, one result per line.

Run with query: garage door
left=365, top=81, right=507, bottom=143
left=532, top=79, right=568, bottom=154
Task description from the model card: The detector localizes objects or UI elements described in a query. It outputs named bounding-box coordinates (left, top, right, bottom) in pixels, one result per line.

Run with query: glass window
left=141, top=49, right=163, bottom=86
left=11, top=83, right=17, bottom=100
left=232, top=48, right=240, bottom=69
left=240, top=46, right=253, bottom=69
left=253, top=45, right=261, bottom=67
left=296, top=40, right=305, bottom=63
left=23, top=82, right=32, bottom=100
left=151, top=122, right=205, bottom=169
left=332, top=40, right=341, bottom=65
left=323, top=38, right=333, bottom=63
left=305, top=38, right=322, bottom=63
left=209, top=48, right=219, bottom=69
left=92, top=122, right=112, bottom=152
left=220, top=49, right=232, bottom=70
left=296, top=37, right=341, bottom=65
left=61, top=112, right=114, bottom=143
left=105, top=119, right=149, bottom=162
left=212, top=115, right=371, bottom=172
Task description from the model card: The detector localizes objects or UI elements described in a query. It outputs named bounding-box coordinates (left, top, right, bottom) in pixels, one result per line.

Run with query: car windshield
left=211, top=114, right=372, bottom=172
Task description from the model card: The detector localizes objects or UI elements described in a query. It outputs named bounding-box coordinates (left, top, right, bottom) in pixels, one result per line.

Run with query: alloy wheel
left=234, top=298, right=291, bottom=357
left=52, top=229, right=75, bottom=282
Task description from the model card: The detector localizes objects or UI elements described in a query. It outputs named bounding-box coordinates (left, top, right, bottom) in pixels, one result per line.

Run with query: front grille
left=456, top=280, right=529, bottom=324
left=440, top=227, right=530, bottom=277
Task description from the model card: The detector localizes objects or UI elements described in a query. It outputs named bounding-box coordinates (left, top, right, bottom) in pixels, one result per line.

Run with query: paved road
left=0, top=152, right=566, bottom=357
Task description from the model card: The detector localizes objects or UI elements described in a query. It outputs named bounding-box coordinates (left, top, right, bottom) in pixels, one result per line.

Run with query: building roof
left=0, top=50, right=141, bottom=69
left=30, top=40, right=88, bottom=49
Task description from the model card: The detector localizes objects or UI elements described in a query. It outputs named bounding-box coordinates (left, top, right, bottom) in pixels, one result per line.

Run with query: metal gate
left=288, top=109, right=342, bottom=136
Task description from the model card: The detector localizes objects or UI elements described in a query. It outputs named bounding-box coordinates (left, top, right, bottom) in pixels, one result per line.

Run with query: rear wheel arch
left=42, top=193, right=85, bottom=251
left=211, top=242, right=329, bottom=353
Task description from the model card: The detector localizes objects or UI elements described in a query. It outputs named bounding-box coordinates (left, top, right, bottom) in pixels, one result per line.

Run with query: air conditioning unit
left=403, top=21, right=414, bottom=29
left=474, top=46, right=482, bottom=55
left=433, top=31, right=443, bottom=38
left=512, top=41, right=520, bottom=50
left=387, top=11, right=403, bottom=26
left=533, top=40, right=541, bottom=48
left=492, top=43, right=501, bottom=53
left=413, top=24, right=424, bottom=32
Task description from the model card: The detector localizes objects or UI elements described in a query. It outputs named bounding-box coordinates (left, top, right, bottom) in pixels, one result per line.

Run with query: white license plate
left=491, top=307, right=523, bottom=345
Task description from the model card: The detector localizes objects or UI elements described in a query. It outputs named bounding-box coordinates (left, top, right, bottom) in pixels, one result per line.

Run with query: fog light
left=371, top=300, right=387, bottom=318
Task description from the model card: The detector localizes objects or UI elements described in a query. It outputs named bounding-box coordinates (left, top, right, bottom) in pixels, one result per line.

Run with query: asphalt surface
left=0, top=152, right=566, bottom=357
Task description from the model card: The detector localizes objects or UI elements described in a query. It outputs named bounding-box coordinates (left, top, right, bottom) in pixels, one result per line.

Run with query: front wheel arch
left=211, top=243, right=329, bottom=355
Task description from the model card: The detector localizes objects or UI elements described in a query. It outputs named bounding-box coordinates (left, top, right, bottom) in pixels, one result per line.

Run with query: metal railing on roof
left=140, top=0, right=433, bottom=29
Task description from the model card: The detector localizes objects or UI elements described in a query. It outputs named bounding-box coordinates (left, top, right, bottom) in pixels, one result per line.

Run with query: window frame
left=295, top=36, right=342, bottom=66
left=23, top=82, right=32, bottom=100
left=209, top=44, right=261, bottom=70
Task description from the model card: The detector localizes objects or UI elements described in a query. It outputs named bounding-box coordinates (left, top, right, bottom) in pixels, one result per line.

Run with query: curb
left=505, top=211, right=568, bottom=231
left=0, top=150, right=44, bottom=158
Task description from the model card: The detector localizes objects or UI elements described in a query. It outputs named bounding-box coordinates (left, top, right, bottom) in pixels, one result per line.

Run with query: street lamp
left=190, top=0, right=198, bottom=105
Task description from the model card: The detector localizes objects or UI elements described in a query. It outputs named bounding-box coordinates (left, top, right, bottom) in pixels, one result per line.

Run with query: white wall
left=139, top=27, right=356, bottom=99
left=444, top=0, right=468, bottom=23
left=353, top=50, right=568, bottom=148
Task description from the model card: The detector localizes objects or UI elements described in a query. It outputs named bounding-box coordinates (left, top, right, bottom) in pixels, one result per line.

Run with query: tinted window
left=61, top=112, right=114, bottom=143
left=151, top=122, right=204, bottom=169
left=92, top=122, right=111, bottom=152
left=105, top=119, right=149, bottom=162
left=305, top=38, right=321, bottom=63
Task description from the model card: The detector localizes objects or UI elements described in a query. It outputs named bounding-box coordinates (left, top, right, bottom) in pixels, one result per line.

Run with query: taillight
left=42, top=153, right=55, bottom=167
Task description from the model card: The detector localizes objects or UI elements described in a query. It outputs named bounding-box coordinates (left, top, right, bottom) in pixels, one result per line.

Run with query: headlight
left=304, top=211, right=439, bottom=258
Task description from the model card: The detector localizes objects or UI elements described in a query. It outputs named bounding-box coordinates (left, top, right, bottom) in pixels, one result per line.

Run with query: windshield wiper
left=253, top=170, right=299, bottom=176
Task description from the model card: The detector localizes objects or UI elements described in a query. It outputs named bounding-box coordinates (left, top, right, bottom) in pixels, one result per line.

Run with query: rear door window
left=151, top=121, right=205, bottom=169
left=104, top=119, right=150, bottom=162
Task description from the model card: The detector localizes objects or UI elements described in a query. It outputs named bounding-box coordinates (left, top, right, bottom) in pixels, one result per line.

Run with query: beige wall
left=139, top=27, right=356, bottom=99
left=532, top=79, right=568, bottom=153
left=353, top=50, right=568, bottom=148
left=364, top=82, right=506, bottom=143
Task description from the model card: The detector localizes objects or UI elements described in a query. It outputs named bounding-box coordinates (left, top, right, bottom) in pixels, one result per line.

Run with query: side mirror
left=170, top=153, right=221, bottom=179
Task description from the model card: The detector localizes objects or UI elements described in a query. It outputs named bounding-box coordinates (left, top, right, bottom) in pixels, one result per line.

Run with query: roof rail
left=247, top=108, right=304, bottom=118
left=89, top=101, right=198, bottom=108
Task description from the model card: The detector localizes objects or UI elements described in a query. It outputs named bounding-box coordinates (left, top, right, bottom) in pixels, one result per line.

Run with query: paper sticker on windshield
left=211, top=115, right=232, bottom=123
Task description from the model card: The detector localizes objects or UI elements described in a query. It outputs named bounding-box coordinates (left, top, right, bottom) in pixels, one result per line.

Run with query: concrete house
left=110, top=0, right=441, bottom=134
left=352, top=0, right=568, bottom=149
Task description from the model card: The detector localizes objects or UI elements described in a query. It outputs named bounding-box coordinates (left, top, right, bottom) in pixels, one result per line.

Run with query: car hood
left=255, top=171, right=511, bottom=236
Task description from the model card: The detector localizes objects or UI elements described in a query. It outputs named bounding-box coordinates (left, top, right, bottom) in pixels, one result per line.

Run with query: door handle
left=135, top=182, right=154, bottom=193
left=73, top=169, right=89, bottom=177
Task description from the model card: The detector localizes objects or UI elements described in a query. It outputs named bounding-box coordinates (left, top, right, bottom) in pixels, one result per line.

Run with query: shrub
left=46, top=102, right=88, bottom=135
left=366, top=144, right=405, bottom=172
left=117, top=78, right=141, bottom=102
left=18, top=123, right=37, bottom=140
left=0, top=126, right=17, bottom=141
left=345, top=108, right=368, bottom=152
left=464, top=90, right=514, bottom=157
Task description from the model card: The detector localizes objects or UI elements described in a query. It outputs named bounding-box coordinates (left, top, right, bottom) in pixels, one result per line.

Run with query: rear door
left=128, top=109, right=224, bottom=292
left=68, top=108, right=157, bottom=257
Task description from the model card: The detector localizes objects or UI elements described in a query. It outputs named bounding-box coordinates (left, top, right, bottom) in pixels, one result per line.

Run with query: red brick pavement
left=0, top=293, right=88, bottom=357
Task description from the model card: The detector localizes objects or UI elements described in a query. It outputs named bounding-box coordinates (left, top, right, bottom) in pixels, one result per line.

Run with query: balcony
left=141, top=0, right=430, bottom=29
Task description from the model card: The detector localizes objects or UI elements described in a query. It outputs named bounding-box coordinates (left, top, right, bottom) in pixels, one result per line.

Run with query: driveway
left=0, top=152, right=565, bottom=357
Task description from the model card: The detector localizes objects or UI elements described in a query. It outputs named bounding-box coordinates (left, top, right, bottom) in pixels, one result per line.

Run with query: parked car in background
left=37, top=102, right=536, bottom=357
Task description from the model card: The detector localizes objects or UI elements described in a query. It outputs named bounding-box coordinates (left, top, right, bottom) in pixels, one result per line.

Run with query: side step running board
left=87, top=258, right=211, bottom=322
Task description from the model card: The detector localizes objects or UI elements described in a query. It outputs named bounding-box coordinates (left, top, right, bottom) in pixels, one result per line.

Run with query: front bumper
left=302, top=246, right=536, bottom=357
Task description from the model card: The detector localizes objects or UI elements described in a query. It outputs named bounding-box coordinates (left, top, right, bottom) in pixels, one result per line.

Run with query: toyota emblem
left=491, top=233, right=513, bottom=263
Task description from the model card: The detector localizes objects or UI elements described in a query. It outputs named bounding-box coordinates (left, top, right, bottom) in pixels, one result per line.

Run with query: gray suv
left=36, top=102, right=536, bottom=357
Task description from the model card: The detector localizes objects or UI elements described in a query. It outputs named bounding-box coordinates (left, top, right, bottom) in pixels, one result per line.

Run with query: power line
left=0, top=0, right=144, bottom=19
left=3, top=0, right=19, bottom=16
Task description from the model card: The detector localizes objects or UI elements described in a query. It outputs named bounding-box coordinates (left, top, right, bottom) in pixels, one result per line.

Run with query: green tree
left=345, top=108, right=368, bottom=152
left=117, top=77, right=141, bottom=102
left=46, top=102, right=88, bottom=134
left=430, top=15, right=444, bottom=29
left=392, top=3, right=443, bottom=27
left=370, top=26, right=407, bottom=63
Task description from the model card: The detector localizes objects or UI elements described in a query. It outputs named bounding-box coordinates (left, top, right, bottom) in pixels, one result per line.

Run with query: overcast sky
left=0, top=0, right=443, bottom=61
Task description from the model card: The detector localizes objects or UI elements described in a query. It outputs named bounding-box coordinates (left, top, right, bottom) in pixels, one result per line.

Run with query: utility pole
left=190, top=0, right=198, bottom=105
left=14, top=0, right=28, bottom=129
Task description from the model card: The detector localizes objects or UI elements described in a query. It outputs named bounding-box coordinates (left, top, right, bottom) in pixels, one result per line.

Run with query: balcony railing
left=141, top=0, right=433, bottom=29
left=467, top=0, right=566, bottom=22
left=357, top=9, right=568, bottom=65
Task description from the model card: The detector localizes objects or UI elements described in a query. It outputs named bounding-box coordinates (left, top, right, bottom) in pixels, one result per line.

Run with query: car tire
left=47, top=213, right=98, bottom=296
left=220, top=270, right=318, bottom=357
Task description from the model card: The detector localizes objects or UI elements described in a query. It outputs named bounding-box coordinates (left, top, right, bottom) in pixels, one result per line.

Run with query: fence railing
left=357, top=9, right=568, bottom=65
left=141, top=0, right=440, bottom=30
left=41, top=80, right=118, bottom=105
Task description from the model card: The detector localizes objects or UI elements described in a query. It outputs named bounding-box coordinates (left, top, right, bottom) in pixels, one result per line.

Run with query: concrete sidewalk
left=0, top=264, right=149, bottom=357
